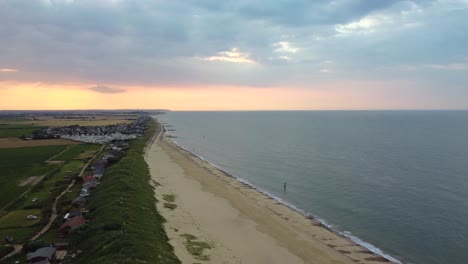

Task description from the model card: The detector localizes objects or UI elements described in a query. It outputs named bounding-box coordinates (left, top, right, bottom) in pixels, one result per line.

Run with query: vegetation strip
left=70, top=119, right=180, bottom=263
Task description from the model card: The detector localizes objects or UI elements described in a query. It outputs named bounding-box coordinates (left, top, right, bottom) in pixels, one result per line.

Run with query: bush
left=0, top=245, right=14, bottom=259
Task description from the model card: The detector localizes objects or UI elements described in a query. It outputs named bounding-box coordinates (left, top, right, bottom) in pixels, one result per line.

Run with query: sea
left=157, top=111, right=468, bottom=264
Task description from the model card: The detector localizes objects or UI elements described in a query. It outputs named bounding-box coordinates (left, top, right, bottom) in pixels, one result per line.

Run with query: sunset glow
left=0, top=1, right=467, bottom=110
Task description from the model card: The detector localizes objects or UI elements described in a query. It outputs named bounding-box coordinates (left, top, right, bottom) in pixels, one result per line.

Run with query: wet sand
left=146, top=134, right=395, bottom=264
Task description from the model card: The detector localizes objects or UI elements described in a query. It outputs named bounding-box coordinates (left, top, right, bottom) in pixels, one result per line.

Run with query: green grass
left=162, top=194, right=176, bottom=203
left=0, top=226, right=36, bottom=245
left=53, top=144, right=99, bottom=161
left=163, top=203, right=177, bottom=210
left=0, top=209, right=42, bottom=228
left=0, top=145, right=67, bottom=167
left=70, top=119, right=180, bottom=264
left=22, top=190, right=53, bottom=209
left=0, top=146, right=67, bottom=209
left=0, top=128, right=39, bottom=138
left=180, top=233, right=211, bottom=261
left=0, top=164, right=54, bottom=209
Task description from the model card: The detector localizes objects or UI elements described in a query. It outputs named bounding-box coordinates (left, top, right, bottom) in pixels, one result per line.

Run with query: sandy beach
left=146, top=132, right=395, bottom=264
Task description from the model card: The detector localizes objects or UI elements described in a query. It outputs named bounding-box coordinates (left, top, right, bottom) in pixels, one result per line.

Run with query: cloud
left=320, top=69, right=333, bottom=73
left=400, top=62, right=468, bottom=71
left=334, top=14, right=394, bottom=35
left=424, top=63, right=468, bottom=70
left=274, top=41, right=299, bottom=53
left=0, top=0, right=466, bottom=101
left=89, top=85, right=125, bottom=94
left=0, top=68, right=18, bottom=73
left=202, top=48, right=256, bottom=64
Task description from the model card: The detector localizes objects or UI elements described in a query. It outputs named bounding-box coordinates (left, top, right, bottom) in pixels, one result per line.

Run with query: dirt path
left=46, top=145, right=70, bottom=162
left=0, top=245, right=23, bottom=261
left=30, top=179, right=76, bottom=241
left=30, top=144, right=105, bottom=241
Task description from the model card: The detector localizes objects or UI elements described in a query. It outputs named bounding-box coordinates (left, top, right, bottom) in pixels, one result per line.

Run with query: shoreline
left=147, top=128, right=400, bottom=263
left=170, top=139, right=402, bottom=264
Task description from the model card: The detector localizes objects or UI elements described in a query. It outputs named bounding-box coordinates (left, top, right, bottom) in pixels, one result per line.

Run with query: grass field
left=0, top=145, right=67, bottom=166
left=0, top=226, right=36, bottom=245
left=53, top=144, right=100, bottom=161
left=0, top=145, right=67, bottom=209
left=0, top=165, right=54, bottom=209
left=0, top=209, right=42, bottom=228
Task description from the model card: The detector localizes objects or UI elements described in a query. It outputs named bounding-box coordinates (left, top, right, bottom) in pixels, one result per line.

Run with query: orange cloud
left=0, top=68, right=18, bottom=73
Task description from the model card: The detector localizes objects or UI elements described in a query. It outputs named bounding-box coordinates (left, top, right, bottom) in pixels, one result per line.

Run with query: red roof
left=59, top=216, right=86, bottom=231
left=83, top=176, right=97, bottom=182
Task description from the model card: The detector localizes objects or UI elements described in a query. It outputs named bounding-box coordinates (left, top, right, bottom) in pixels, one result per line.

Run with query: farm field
left=0, top=145, right=68, bottom=166
left=0, top=124, right=44, bottom=138
left=0, top=128, right=37, bottom=138
left=0, top=115, right=136, bottom=127
left=0, top=138, right=80, bottom=149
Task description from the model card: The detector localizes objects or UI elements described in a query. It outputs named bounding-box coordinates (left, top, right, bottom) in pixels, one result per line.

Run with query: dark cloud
left=89, top=85, right=125, bottom=94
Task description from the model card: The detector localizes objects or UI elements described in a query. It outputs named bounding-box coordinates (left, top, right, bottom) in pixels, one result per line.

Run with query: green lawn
left=0, top=209, right=42, bottom=228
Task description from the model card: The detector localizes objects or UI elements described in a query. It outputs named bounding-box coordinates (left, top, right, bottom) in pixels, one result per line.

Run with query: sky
left=1, top=0, right=467, bottom=110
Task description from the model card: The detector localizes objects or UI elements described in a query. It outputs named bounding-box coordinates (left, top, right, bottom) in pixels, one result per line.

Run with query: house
left=82, top=181, right=99, bottom=189
left=53, top=243, right=69, bottom=251
left=93, top=163, right=106, bottom=180
left=64, top=210, right=82, bottom=220
left=83, top=176, right=98, bottom=183
left=80, top=188, right=90, bottom=197
left=71, top=197, right=87, bottom=208
left=27, top=246, right=57, bottom=264
left=58, top=216, right=86, bottom=237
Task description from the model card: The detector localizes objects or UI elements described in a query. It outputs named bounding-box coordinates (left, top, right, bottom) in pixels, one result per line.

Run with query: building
left=83, top=176, right=98, bottom=183
left=26, top=246, right=57, bottom=264
left=71, top=196, right=87, bottom=208
left=58, top=216, right=86, bottom=237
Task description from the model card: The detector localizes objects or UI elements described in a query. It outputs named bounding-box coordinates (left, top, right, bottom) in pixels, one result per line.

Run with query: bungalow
left=27, top=246, right=57, bottom=264
left=71, top=197, right=87, bottom=208
left=83, top=176, right=98, bottom=183
left=58, top=216, right=86, bottom=237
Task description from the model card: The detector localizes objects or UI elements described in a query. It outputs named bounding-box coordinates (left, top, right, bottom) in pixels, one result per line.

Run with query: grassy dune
left=71, top=119, right=180, bottom=264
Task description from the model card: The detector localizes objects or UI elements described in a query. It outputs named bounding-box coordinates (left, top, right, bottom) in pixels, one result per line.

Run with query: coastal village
left=0, top=115, right=153, bottom=263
